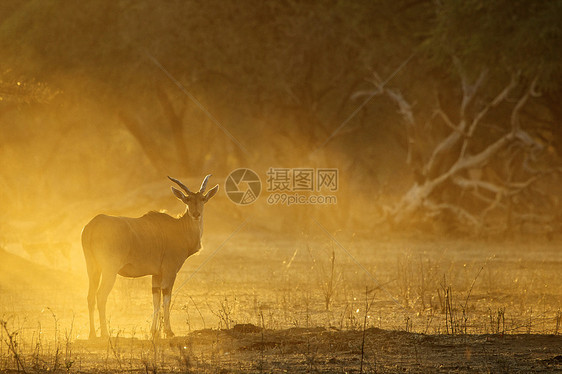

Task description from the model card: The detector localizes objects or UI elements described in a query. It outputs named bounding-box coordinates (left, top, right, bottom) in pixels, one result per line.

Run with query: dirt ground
left=69, top=326, right=562, bottom=373
left=1, top=229, right=562, bottom=373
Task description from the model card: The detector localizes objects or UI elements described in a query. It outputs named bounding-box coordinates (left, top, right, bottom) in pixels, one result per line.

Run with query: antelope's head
left=169, top=175, right=219, bottom=220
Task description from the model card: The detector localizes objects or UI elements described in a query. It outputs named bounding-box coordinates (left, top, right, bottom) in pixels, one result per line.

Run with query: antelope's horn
left=168, top=176, right=194, bottom=195
left=199, top=174, right=212, bottom=193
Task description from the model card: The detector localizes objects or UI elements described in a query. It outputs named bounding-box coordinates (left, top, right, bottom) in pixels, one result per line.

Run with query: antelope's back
left=82, top=213, right=171, bottom=274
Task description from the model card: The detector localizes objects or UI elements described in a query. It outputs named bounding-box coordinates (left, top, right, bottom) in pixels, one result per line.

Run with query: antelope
left=82, top=175, right=219, bottom=339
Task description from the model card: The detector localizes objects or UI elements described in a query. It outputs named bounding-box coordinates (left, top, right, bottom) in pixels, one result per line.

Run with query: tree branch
left=467, top=73, right=519, bottom=137
left=424, top=200, right=482, bottom=228
left=118, top=111, right=168, bottom=175
left=156, top=88, right=190, bottom=170
left=453, top=57, right=488, bottom=119
left=511, top=77, right=538, bottom=132
left=431, top=109, right=461, bottom=133
left=452, top=176, right=505, bottom=195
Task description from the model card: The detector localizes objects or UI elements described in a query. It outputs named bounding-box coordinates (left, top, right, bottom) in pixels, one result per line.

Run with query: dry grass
left=1, top=231, right=561, bottom=372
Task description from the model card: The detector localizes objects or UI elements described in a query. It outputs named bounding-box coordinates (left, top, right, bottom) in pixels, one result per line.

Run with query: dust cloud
left=1, top=1, right=561, bottom=372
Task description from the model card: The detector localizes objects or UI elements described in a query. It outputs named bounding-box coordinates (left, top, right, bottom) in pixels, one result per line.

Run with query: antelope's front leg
left=162, top=274, right=177, bottom=338
left=151, top=275, right=162, bottom=337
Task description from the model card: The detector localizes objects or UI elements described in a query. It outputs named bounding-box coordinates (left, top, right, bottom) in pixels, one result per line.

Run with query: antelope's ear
left=171, top=187, right=189, bottom=203
left=204, top=184, right=219, bottom=202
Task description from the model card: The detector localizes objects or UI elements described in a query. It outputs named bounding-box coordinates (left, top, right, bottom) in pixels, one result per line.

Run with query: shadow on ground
left=73, top=324, right=562, bottom=373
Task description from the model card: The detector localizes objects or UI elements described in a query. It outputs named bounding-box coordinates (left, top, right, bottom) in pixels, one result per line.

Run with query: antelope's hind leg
left=96, top=271, right=117, bottom=338
left=86, top=263, right=101, bottom=339
left=151, top=275, right=162, bottom=337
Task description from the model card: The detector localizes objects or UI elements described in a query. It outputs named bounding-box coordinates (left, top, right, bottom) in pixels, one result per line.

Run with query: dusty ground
left=68, top=326, right=562, bottom=373
left=1, top=228, right=561, bottom=372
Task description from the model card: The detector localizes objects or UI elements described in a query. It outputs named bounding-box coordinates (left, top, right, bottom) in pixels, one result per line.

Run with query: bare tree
left=118, top=87, right=231, bottom=176
left=364, top=59, right=559, bottom=234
